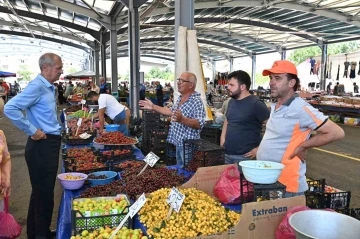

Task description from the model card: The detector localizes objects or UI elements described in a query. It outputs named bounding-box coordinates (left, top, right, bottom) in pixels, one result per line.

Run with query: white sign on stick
left=143, top=152, right=160, bottom=167
left=77, top=118, right=83, bottom=126
left=166, top=187, right=185, bottom=213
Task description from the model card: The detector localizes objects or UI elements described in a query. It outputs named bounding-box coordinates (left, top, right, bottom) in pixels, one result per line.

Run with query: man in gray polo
left=257, top=60, right=345, bottom=197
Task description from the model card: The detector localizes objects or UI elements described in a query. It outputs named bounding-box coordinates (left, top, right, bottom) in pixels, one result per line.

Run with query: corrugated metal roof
left=0, top=0, right=360, bottom=62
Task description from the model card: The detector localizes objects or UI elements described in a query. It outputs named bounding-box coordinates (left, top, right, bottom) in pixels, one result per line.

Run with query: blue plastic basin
left=105, top=124, right=120, bottom=132
left=87, top=171, right=117, bottom=186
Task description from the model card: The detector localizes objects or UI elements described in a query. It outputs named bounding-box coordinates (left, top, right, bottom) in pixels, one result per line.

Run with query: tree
left=255, top=73, right=269, bottom=87
left=289, top=41, right=360, bottom=65
left=17, top=64, right=33, bottom=81
left=145, top=67, right=174, bottom=81
left=65, top=66, right=80, bottom=75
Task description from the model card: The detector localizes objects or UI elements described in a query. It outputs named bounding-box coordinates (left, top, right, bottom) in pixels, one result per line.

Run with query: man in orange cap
left=256, top=60, right=345, bottom=197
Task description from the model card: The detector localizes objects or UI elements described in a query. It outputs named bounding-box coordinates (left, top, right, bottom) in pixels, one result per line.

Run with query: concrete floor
left=1, top=117, right=359, bottom=238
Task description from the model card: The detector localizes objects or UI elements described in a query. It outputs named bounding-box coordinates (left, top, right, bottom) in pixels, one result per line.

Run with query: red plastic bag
left=213, top=165, right=243, bottom=204
left=0, top=196, right=22, bottom=239
left=275, top=206, right=310, bottom=239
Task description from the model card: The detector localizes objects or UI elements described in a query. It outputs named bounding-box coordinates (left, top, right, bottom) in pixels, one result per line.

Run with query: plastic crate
left=166, top=144, right=176, bottom=158
left=200, top=124, right=222, bottom=145
left=61, top=131, right=97, bottom=145
left=323, top=191, right=351, bottom=209
left=183, top=139, right=224, bottom=172
left=64, top=157, right=110, bottom=174
left=306, top=177, right=326, bottom=193
left=239, top=173, right=285, bottom=204
left=351, top=208, right=360, bottom=220
left=334, top=207, right=351, bottom=216
left=71, top=196, right=132, bottom=234
left=305, top=192, right=323, bottom=209
left=98, top=146, right=134, bottom=165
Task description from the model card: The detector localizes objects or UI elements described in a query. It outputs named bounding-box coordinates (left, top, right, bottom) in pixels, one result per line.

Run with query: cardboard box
left=344, top=117, right=360, bottom=126
left=180, top=165, right=305, bottom=239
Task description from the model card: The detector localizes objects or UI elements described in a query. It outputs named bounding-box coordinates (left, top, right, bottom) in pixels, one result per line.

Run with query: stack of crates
left=149, top=129, right=168, bottom=162
left=183, top=139, right=224, bottom=172
left=305, top=177, right=351, bottom=210
left=200, top=123, right=222, bottom=145
left=141, top=110, right=160, bottom=154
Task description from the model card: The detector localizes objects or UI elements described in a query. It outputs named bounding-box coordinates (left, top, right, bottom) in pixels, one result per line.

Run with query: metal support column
left=100, top=31, right=107, bottom=80
left=110, top=17, right=118, bottom=93
left=229, top=57, right=234, bottom=72
left=128, top=5, right=140, bottom=118
left=281, top=48, right=286, bottom=60
left=251, top=54, right=256, bottom=90
left=94, top=41, right=100, bottom=85
left=212, top=60, right=216, bottom=82
left=320, top=43, right=328, bottom=91
left=175, top=0, right=194, bottom=71
left=91, top=50, right=95, bottom=71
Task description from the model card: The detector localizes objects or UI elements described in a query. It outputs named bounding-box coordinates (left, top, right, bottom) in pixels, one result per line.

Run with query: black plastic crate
left=306, top=177, right=326, bottom=193
left=334, top=207, right=350, bottom=216
left=239, top=173, right=285, bottom=204
left=61, top=130, right=97, bottom=145
left=71, top=197, right=132, bottom=235
left=351, top=208, right=360, bottom=220
left=184, top=139, right=224, bottom=172
left=151, top=130, right=168, bottom=140
left=166, top=144, right=176, bottom=158
left=323, top=191, right=351, bottom=209
left=305, top=192, right=324, bottom=209
left=200, top=124, right=222, bottom=145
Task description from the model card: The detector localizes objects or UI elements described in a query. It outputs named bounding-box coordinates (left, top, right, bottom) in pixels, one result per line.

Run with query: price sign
left=166, top=187, right=185, bottom=213
left=109, top=194, right=147, bottom=239
left=81, top=99, right=86, bottom=105
left=129, top=193, right=147, bottom=218
left=77, top=118, right=83, bottom=126
left=143, top=152, right=160, bottom=167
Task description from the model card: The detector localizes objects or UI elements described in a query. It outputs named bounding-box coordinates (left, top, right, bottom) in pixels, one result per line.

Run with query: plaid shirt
left=167, top=92, right=206, bottom=147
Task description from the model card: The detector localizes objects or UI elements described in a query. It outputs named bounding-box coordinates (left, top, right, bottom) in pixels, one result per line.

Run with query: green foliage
left=17, top=64, right=33, bottom=81
left=255, top=73, right=269, bottom=87
left=289, top=41, right=360, bottom=65
left=118, top=71, right=129, bottom=81
left=66, top=66, right=80, bottom=75
left=145, top=67, right=174, bottom=81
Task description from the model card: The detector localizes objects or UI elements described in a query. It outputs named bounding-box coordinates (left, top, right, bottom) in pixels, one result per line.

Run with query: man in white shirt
left=86, top=91, right=130, bottom=135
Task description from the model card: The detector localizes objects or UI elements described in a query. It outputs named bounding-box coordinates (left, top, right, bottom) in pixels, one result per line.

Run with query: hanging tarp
left=64, top=70, right=95, bottom=79
left=0, top=71, right=16, bottom=77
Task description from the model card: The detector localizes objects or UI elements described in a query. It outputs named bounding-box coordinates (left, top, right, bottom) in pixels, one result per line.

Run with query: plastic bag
left=0, top=196, right=22, bottom=239
left=275, top=206, right=310, bottom=239
left=213, top=165, right=242, bottom=204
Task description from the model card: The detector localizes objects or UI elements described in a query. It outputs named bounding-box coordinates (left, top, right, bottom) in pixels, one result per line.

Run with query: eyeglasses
left=177, top=78, right=191, bottom=84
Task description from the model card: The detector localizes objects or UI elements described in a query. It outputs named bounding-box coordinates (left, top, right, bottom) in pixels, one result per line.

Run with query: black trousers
left=25, top=135, right=61, bottom=239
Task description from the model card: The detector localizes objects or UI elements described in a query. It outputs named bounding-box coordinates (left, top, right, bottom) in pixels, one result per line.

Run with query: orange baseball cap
left=262, top=60, right=298, bottom=76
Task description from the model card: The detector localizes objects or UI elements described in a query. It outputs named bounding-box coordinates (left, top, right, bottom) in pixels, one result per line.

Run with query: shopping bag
left=0, top=196, right=22, bottom=239
left=275, top=206, right=310, bottom=239
left=213, top=165, right=241, bottom=204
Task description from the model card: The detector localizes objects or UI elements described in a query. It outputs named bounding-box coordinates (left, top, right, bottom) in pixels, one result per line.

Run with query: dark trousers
left=157, top=96, right=163, bottom=106
left=25, top=135, right=61, bottom=239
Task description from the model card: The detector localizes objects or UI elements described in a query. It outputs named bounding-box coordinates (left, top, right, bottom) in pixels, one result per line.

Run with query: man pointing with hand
left=139, top=72, right=206, bottom=168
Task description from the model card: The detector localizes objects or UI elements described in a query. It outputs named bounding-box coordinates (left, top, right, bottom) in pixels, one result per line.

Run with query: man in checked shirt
left=139, top=72, right=206, bottom=167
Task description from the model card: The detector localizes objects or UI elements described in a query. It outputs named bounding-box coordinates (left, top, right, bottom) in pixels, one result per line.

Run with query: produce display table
left=311, top=103, right=360, bottom=115
left=56, top=146, right=145, bottom=239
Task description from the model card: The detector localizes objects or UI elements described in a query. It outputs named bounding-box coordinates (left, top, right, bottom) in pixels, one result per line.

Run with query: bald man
left=139, top=72, right=206, bottom=167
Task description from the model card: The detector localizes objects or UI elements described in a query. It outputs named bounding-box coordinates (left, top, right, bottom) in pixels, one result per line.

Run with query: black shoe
left=50, top=230, right=56, bottom=238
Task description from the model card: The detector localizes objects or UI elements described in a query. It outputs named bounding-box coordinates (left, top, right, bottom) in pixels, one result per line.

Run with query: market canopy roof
left=1, top=0, right=360, bottom=61
left=64, top=70, right=95, bottom=79
left=0, top=70, right=16, bottom=77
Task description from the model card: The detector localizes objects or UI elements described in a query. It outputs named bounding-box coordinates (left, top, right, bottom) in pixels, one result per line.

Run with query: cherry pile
left=66, top=105, right=82, bottom=112
left=94, top=132, right=137, bottom=145
left=113, top=160, right=145, bottom=170
left=102, top=149, right=131, bottom=157
left=66, top=119, right=94, bottom=139
left=66, top=147, right=94, bottom=159
left=88, top=174, right=108, bottom=179
left=80, top=166, right=186, bottom=199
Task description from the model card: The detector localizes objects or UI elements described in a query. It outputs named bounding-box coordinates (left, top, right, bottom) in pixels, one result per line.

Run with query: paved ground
left=1, top=117, right=359, bottom=238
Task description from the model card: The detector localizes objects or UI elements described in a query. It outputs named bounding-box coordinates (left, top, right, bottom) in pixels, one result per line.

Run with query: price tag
left=81, top=99, right=86, bottom=105
left=109, top=194, right=147, bottom=239
left=166, top=187, right=185, bottom=213
left=143, top=152, right=160, bottom=167
left=88, top=108, right=94, bottom=115
left=129, top=193, right=147, bottom=218
left=77, top=118, right=83, bottom=126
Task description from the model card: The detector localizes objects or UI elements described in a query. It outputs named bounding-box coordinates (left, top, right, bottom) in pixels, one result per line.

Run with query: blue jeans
left=225, top=154, right=253, bottom=173
left=113, top=110, right=129, bottom=136
left=176, top=145, right=184, bottom=168
left=284, top=192, right=305, bottom=198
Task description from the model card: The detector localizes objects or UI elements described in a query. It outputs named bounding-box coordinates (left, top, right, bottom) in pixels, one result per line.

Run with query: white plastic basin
left=289, top=210, right=360, bottom=239
left=238, top=160, right=284, bottom=184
